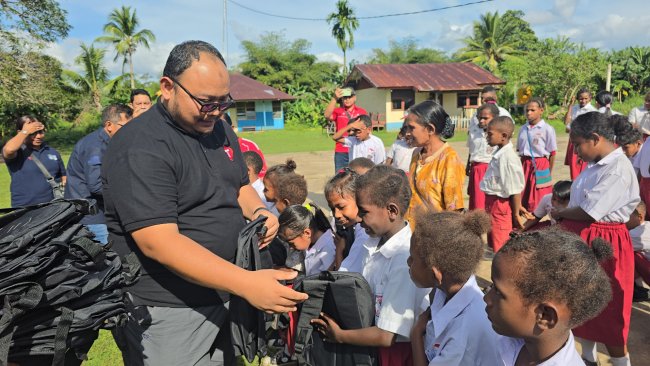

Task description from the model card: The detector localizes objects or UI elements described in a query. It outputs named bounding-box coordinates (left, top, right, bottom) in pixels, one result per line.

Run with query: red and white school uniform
left=359, top=224, right=430, bottom=366
left=633, top=142, right=650, bottom=220
left=467, top=119, right=496, bottom=210
left=238, top=137, right=268, bottom=178
left=564, top=104, right=597, bottom=180
left=630, top=222, right=650, bottom=286
left=561, top=147, right=640, bottom=346
left=480, top=143, right=525, bottom=252
left=498, top=331, right=583, bottom=366
left=517, top=119, right=557, bottom=212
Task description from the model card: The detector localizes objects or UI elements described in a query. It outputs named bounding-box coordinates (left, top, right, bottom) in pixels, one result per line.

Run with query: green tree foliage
left=368, top=38, right=449, bottom=64
left=609, top=46, right=650, bottom=94
left=238, top=32, right=340, bottom=127
left=499, top=10, right=538, bottom=52
left=63, top=43, right=125, bottom=112
left=458, top=11, right=521, bottom=72
left=0, top=0, right=69, bottom=43
left=96, top=6, right=155, bottom=89
left=0, top=45, right=81, bottom=138
left=327, top=0, right=359, bottom=74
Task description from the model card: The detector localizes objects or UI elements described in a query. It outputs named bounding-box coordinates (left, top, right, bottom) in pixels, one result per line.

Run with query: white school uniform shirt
left=359, top=224, right=430, bottom=340
left=629, top=106, right=650, bottom=135
left=386, top=139, right=416, bottom=173
left=633, top=141, right=650, bottom=178
left=467, top=121, right=496, bottom=163
left=568, top=147, right=640, bottom=222
left=498, top=332, right=584, bottom=366
left=423, top=275, right=500, bottom=365
left=480, top=143, right=525, bottom=198
left=251, top=178, right=279, bottom=216
left=304, top=229, right=336, bottom=276
left=339, top=223, right=375, bottom=273
left=630, top=222, right=650, bottom=253
left=533, top=193, right=557, bottom=224
left=343, top=135, right=386, bottom=164
left=567, top=104, right=597, bottom=130
left=516, top=120, right=557, bottom=157
left=597, top=106, right=621, bottom=116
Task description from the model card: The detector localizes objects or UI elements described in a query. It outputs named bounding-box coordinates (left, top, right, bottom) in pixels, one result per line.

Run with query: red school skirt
left=640, top=177, right=650, bottom=221
left=564, top=140, right=586, bottom=181
left=561, top=219, right=634, bottom=346
left=485, top=195, right=512, bottom=252
left=468, top=162, right=489, bottom=211
left=379, top=341, right=413, bottom=366
left=520, top=156, right=553, bottom=212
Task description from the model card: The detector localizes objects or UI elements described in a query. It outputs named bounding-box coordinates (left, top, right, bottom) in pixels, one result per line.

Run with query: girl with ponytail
left=552, top=111, right=640, bottom=366
left=402, top=100, right=466, bottom=222
left=595, top=90, right=620, bottom=117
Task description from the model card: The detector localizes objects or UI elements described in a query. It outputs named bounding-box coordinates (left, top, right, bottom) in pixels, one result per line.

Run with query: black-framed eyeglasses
left=169, top=77, right=235, bottom=113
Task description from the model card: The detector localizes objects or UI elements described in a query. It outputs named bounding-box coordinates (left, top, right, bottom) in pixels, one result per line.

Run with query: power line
left=227, top=0, right=495, bottom=21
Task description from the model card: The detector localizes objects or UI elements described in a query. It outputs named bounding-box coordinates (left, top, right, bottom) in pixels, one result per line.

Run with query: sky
left=47, top=0, right=650, bottom=80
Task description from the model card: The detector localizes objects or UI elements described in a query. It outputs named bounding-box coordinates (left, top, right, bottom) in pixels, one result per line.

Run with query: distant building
left=346, top=63, right=506, bottom=131
left=228, top=73, right=295, bottom=131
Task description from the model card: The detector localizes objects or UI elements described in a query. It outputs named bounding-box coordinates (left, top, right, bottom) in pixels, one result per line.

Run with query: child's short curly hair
left=356, top=165, right=411, bottom=213
left=275, top=172, right=308, bottom=206
left=411, top=210, right=491, bottom=284
left=497, top=228, right=613, bottom=328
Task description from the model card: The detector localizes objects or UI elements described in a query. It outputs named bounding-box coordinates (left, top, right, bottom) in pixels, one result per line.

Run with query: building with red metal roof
left=229, top=73, right=295, bottom=131
left=345, top=63, right=506, bottom=131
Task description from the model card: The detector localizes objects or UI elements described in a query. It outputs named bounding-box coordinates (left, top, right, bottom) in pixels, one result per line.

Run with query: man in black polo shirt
left=102, top=41, right=307, bottom=365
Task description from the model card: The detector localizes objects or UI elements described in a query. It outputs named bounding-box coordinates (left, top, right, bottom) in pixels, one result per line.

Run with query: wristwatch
left=20, top=130, right=28, bottom=135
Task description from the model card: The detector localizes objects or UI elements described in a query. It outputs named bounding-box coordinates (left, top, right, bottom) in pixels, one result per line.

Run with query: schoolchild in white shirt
left=517, top=98, right=557, bottom=212
left=564, top=89, right=597, bottom=180
left=625, top=202, right=650, bottom=299
left=595, top=91, right=621, bottom=116
left=485, top=229, right=613, bottom=366
left=628, top=91, right=650, bottom=136
left=408, top=210, right=499, bottom=366
left=324, top=168, right=372, bottom=272
left=243, top=151, right=278, bottom=216
left=467, top=103, right=499, bottom=210
left=613, top=115, right=644, bottom=171
left=634, top=136, right=650, bottom=220
left=277, top=204, right=335, bottom=276
left=553, top=112, right=640, bottom=366
left=385, top=126, right=415, bottom=174
left=522, top=180, right=571, bottom=232
left=314, top=166, right=429, bottom=366
left=332, top=115, right=386, bottom=165
left=481, top=116, right=527, bottom=252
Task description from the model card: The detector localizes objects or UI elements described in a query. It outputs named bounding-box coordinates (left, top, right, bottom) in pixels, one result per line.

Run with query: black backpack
left=0, top=200, right=135, bottom=365
left=292, top=271, right=377, bottom=366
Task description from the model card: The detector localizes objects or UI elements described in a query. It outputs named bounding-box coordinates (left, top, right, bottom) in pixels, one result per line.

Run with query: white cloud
left=316, top=52, right=343, bottom=64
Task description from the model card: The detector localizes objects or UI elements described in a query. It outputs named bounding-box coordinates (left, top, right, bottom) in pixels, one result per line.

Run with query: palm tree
left=63, top=43, right=123, bottom=112
left=327, top=0, right=359, bottom=75
left=96, top=6, right=155, bottom=89
left=458, top=11, right=520, bottom=73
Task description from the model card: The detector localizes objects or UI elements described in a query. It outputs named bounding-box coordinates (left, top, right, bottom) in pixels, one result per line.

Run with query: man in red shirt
left=324, top=87, right=368, bottom=172
left=224, top=114, right=267, bottom=177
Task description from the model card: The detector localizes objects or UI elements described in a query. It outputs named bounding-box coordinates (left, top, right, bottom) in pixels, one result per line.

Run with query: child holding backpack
left=408, top=210, right=500, bottom=365
left=313, top=165, right=430, bottom=366
left=485, top=229, right=613, bottom=365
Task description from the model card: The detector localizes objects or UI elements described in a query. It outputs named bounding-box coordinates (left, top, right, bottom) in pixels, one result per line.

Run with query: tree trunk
left=93, top=89, right=102, bottom=112
left=129, top=51, right=135, bottom=90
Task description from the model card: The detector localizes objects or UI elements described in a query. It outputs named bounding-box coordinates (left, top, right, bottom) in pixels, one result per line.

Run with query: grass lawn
left=0, top=119, right=566, bottom=364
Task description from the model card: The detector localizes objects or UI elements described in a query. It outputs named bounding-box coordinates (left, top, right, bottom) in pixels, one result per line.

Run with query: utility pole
left=606, top=63, right=612, bottom=92
left=222, top=0, right=228, bottom=63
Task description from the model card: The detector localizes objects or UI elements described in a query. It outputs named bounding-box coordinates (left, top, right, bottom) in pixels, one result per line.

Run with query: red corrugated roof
left=229, top=73, right=295, bottom=101
left=348, top=63, right=505, bottom=92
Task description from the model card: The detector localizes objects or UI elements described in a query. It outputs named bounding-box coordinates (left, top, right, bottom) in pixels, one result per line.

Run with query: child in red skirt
left=466, top=103, right=499, bottom=210
left=564, top=88, right=597, bottom=180
left=485, top=228, right=613, bottom=366
left=481, top=117, right=527, bottom=252
left=552, top=111, right=640, bottom=366
left=516, top=98, right=557, bottom=212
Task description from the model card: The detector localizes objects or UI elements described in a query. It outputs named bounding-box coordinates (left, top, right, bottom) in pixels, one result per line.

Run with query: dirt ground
left=265, top=134, right=650, bottom=365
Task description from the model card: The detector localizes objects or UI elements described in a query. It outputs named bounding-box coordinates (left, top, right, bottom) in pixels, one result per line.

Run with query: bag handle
left=0, top=283, right=43, bottom=365
left=51, top=307, right=74, bottom=366
left=293, top=279, right=328, bottom=364
left=525, top=126, right=540, bottom=173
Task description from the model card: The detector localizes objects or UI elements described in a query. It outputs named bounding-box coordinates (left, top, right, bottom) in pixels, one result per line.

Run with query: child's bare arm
left=410, top=310, right=430, bottom=366
left=311, top=313, right=396, bottom=347
left=509, top=193, right=526, bottom=230
left=551, top=206, right=595, bottom=222
left=548, top=153, right=556, bottom=173
left=522, top=216, right=541, bottom=231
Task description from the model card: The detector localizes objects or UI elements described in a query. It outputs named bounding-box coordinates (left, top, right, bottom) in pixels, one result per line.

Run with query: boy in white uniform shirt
left=480, top=116, right=527, bottom=252
left=385, top=126, right=415, bottom=174
left=243, top=151, right=278, bottom=216
left=628, top=91, right=650, bottom=136
left=521, top=180, right=571, bottom=232
left=332, top=115, right=386, bottom=165
left=467, top=103, right=500, bottom=210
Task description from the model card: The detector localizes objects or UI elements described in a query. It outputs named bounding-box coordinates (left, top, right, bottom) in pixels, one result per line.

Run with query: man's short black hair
left=481, top=86, right=497, bottom=94
left=102, top=104, right=133, bottom=125
left=163, top=41, right=226, bottom=79
left=243, top=151, right=263, bottom=175
left=130, top=89, right=151, bottom=103
left=349, top=114, right=372, bottom=128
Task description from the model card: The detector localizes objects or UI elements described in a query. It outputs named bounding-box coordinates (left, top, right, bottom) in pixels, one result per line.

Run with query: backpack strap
left=70, top=236, right=104, bottom=262
left=293, top=279, right=328, bottom=364
left=51, top=307, right=74, bottom=366
left=0, top=284, right=43, bottom=365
